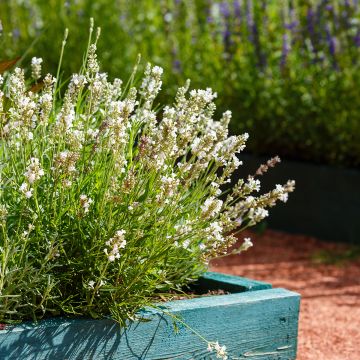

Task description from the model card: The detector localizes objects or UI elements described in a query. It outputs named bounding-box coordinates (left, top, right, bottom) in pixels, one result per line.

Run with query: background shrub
left=1, top=0, right=360, bottom=167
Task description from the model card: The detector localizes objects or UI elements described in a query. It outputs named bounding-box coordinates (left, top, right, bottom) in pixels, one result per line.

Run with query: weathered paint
left=0, top=272, right=300, bottom=359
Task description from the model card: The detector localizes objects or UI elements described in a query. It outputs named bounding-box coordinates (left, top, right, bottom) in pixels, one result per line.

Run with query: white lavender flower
left=201, top=197, right=223, bottom=219
left=275, top=184, right=289, bottom=202
left=0, top=204, right=7, bottom=223
left=54, top=150, right=79, bottom=175
left=24, top=157, right=44, bottom=184
left=9, top=68, right=26, bottom=99
left=19, top=182, right=33, bottom=199
left=242, top=237, right=253, bottom=251
left=31, top=57, right=43, bottom=80
left=104, top=230, right=127, bottom=262
left=248, top=207, right=269, bottom=223
left=86, top=44, right=100, bottom=76
left=140, top=63, right=163, bottom=107
left=79, top=194, right=93, bottom=214
left=158, top=173, right=179, bottom=200
left=182, top=239, right=191, bottom=249
left=244, top=176, right=261, bottom=193
left=190, top=88, right=217, bottom=105
left=207, top=341, right=228, bottom=360
left=207, top=221, right=225, bottom=245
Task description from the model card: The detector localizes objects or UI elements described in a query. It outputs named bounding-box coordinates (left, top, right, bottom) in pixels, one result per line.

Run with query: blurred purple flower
left=285, top=0, right=298, bottom=34
left=234, top=0, right=242, bottom=21
left=325, top=23, right=338, bottom=69
left=306, top=7, right=315, bottom=38
left=261, top=2, right=269, bottom=39
left=354, top=29, right=360, bottom=47
left=342, top=0, right=351, bottom=29
left=325, top=24, right=336, bottom=57
left=223, top=27, right=232, bottom=51
left=253, top=22, right=266, bottom=69
left=220, top=1, right=230, bottom=18
left=220, top=2, right=232, bottom=53
left=12, top=28, right=20, bottom=39
left=285, top=20, right=299, bottom=31
left=173, top=59, right=182, bottom=73
left=246, top=0, right=254, bottom=42
left=306, top=6, right=320, bottom=60
left=280, top=33, right=291, bottom=70
left=206, top=0, right=213, bottom=23
left=246, top=0, right=253, bottom=26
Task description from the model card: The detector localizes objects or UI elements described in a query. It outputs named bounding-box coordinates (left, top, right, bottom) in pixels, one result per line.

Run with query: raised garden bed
left=238, top=154, right=360, bottom=244
left=0, top=272, right=300, bottom=359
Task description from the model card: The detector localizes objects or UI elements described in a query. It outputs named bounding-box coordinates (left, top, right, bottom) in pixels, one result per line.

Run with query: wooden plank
left=0, top=286, right=300, bottom=359
left=196, top=271, right=272, bottom=292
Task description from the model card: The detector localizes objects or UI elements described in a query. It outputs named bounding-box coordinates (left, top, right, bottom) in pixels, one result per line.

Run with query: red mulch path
left=211, top=230, right=360, bottom=360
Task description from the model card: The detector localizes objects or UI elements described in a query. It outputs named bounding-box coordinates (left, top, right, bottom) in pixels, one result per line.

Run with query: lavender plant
left=0, top=30, right=294, bottom=338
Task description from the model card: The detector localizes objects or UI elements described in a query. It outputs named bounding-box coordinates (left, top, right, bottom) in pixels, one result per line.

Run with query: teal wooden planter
left=0, top=272, right=300, bottom=359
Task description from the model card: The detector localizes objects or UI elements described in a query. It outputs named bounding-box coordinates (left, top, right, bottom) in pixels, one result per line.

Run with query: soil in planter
left=156, top=288, right=230, bottom=302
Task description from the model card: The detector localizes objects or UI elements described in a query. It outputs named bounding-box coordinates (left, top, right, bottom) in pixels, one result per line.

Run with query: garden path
left=211, top=230, right=360, bottom=360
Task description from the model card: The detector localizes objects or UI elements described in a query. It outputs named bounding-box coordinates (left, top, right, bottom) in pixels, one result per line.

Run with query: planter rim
left=1, top=272, right=300, bottom=332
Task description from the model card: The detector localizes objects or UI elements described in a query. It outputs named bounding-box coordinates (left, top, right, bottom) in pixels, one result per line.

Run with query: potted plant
left=0, top=26, right=298, bottom=359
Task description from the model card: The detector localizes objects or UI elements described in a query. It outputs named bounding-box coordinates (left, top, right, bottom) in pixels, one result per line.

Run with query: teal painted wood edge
left=0, top=275, right=301, bottom=360
left=199, top=271, right=272, bottom=292
left=149, top=287, right=299, bottom=314
left=0, top=272, right=277, bottom=332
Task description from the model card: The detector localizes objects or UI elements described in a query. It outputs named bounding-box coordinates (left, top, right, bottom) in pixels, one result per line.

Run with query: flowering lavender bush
left=0, top=29, right=294, bottom=333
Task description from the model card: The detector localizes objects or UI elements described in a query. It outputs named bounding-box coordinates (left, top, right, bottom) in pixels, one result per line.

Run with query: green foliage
left=1, top=1, right=360, bottom=167
left=0, top=36, right=293, bottom=324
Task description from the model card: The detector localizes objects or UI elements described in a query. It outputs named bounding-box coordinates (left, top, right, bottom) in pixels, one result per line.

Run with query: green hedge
left=1, top=0, right=360, bottom=167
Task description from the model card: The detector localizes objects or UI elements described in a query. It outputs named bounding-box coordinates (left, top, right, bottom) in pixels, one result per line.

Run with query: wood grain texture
left=0, top=273, right=300, bottom=360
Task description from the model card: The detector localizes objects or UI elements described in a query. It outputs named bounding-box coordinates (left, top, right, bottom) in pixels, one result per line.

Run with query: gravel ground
left=211, top=230, right=360, bottom=360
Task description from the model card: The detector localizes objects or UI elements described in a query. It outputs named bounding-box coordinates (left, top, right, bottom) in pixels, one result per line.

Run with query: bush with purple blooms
left=0, top=0, right=359, bottom=167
